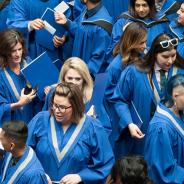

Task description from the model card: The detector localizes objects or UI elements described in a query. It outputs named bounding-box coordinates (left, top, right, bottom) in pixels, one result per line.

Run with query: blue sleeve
left=7, top=0, right=29, bottom=33
left=88, top=28, right=111, bottom=75
left=78, top=119, right=114, bottom=183
left=145, top=124, right=184, bottom=184
left=0, top=80, right=11, bottom=125
left=111, top=66, right=134, bottom=131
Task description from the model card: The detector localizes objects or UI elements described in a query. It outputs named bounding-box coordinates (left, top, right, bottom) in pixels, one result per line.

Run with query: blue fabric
left=66, top=5, right=113, bottom=76
left=169, top=20, right=184, bottom=59
left=0, top=64, right=37, bottom=126
left=0, top=3, right=10, bottom=31
left=27, top=111, right=114, bottom=183
left=111, top=64, right=184, bottom=158
left=144, top=103, right=184, bottom=184
left=102, top=0, right=129, bottom=21
left=7, top=0, right=65, bottom=61
left=0, top=147, right=47, bottom=184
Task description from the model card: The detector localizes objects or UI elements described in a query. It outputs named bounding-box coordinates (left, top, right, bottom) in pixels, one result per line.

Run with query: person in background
left=54, top=0, right=113, bottom=77
left=104, top=22, right=147, bottom=150
left=106, top=0, right=169, bottom=64
left=0, top=29, right=37, bottom=126
left=111, top=33, right=184, bottom=159
left=145, top=74, right=184, bottom=184
left=28, top=82, right=114, bottom=183
left=169, top=2, right=184, bottom=58
left=0, top=120, right=48, bottom=183
left=106, top=155, right=154, bottom=184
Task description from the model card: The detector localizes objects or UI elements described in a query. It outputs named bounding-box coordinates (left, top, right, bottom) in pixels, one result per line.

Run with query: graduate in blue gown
left=28, top=83, right=114, bottom=183
left=0, top=0, right=10, bottom=31
left=168, top=2, right=184, bottom=59
left=111, top=33, right=184, bottom=159
left=106, top=0, right=169, bottom=63
left=0, top=29, right=37, bottom=126
left=6, top=0, right=70, bottom=61
left=55, top=0, right=113, bottom=76
left=103, top=22, right=147, bottom=146
left=145, top=74, right=184, bottom=184
left=0, top=121, right=47, bottom=184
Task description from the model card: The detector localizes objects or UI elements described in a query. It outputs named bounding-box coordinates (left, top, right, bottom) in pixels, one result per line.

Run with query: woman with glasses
left=168, top=2, right=184, bottom=59
left=28, top=82, right=114, bottom=183
left=145, top=74, right=184, bottom=184
left=111, top=33, right=184, bottom=159
left=0, top=29, right=37, bottom=126
left=106, top=0, right=169, bottom=63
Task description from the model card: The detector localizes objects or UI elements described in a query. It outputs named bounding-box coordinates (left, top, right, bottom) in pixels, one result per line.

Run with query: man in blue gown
left=55, top=0, right=113, bottom=77
left=0, top=121, right=47, bottom=184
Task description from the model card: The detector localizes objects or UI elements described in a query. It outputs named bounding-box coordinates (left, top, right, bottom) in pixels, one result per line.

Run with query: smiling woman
left=0, top=29, right=37, bottom=126
left=28, top=82, right=114, bottom=183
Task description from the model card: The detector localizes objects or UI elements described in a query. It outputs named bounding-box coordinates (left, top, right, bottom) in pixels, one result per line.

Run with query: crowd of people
left=0, top=0, right=184, bottom=183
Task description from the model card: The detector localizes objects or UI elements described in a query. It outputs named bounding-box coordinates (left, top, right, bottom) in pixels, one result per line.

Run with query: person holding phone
left=0, top=29, right=37, bottom=126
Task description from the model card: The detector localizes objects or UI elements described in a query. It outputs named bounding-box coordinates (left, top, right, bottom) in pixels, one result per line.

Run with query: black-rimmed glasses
left=52, top=103, right=72, bottom=113
left=160, top=38, right=178, bottom=48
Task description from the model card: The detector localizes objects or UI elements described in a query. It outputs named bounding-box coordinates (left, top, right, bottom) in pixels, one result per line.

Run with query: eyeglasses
left=52, top=103, right=72, bottom=113
left=160, top=38, right=178, bottom=48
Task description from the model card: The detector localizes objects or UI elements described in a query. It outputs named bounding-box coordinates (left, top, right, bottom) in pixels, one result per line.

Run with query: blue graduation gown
left=111, top=64, right=184, bottom=158
left=66, top=5, right=113, bottom=76
left=0, top=3, right=10, bottom=31
left=0, top=146, right=47, bottom=184
left=102, top=0, right=129, bottom=21
left=7, top=0, right=64, bottom=60
left=27, top=111, right=114, bottom=183
left=0, top=66, right=35, bottom=126
left=169, top=20, right=184, bottom=59
left=144, top=103, right=184, bottom=184
left=106, top=12, right=169, bottom=63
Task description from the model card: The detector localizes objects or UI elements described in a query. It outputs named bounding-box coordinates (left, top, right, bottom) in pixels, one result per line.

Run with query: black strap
left=82, top=20, right=113, bottom=34
left=0, top=0, right=10, bottom=10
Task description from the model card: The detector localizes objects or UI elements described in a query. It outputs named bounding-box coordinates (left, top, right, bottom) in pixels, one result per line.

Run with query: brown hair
left=0, top=29, right=27, bottom=68
left=113, top=22, right=147, bottom=65
left=50, top=82, right=85, bottom=124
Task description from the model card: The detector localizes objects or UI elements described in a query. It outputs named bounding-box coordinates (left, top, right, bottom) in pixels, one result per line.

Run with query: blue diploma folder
left=36, top=7, right=67, bottom=50
left=21, top=52, right=59, bottom=99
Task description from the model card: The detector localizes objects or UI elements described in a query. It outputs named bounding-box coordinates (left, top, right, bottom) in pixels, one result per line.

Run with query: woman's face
left=135, top=35, right=147, bottom=53
left=134, top=0, right=150, bottom=18
left=155, top=49, right=176, bottom=71
left=64, top=68, right=84, bottom=90
left=177, top=3, right=184, bottom=25
left=8, top=42, right=23, bottom=66
left=52, top=95, right=73, bottom=124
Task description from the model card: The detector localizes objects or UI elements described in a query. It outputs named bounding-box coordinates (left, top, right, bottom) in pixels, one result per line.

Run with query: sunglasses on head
left=160, top=38, right=178, bottom=48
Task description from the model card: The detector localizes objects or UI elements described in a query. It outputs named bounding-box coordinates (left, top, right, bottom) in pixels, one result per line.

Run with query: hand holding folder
left=21, top=52, right=59, bottom=100
left=36, top=1, right=70, bottom=50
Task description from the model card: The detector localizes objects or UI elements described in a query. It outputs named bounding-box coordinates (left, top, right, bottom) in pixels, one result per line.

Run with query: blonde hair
left=58, top=57, right=93, bottom=104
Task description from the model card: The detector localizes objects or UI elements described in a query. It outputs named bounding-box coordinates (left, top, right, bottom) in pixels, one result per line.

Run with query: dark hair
left=0, top=0, right=10, bottom=10
left=0, top=29, right=27, bottom=68
left=137, top=33, right=184, bottom=72
left=50, top=82, right=85, bottom=123
left=111, top=155, right=154, bottom=184
left=164, top=74, right=184, bottom=107
left=89, top=0, right=101, bottom=3
left=129, top=0, right=156, bottom=19
left=113, top=22, right=147, bottom=65
left=2, top=121, right=28, bottom=148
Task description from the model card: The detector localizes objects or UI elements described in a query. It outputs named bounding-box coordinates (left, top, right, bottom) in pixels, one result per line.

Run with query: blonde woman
left=43, top=57, right=93, bottom=110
